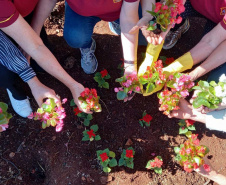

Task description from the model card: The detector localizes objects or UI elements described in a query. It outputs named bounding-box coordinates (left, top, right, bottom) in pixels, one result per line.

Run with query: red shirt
left=0, top=0, right=38, bottom=28
left=66, top=0, right=138, bottom=22
left=190, top=0, right=226, bottom=30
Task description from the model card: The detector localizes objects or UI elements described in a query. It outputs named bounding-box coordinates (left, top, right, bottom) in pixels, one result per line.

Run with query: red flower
left=81, top=88, right=90, bottom=97
left=87, top=129, right=96, bottom=138
left=126, top=149, right=134, bottom=158
left=203, top=164, right=210, bottom=172
left=151, top=157, right=163, bottom=168
left=185, top=119, right=195, bottom=127
left=91, top=89, right=98, bottom=98
left=100, top=69, right=108, bottom=77
left=74, top=107, right=82, bottom=115
left=141, top=114, right=153, bottom=123
left=100, top=152, right=108, bottom=162
left=165, top=57, right=174, bottom=65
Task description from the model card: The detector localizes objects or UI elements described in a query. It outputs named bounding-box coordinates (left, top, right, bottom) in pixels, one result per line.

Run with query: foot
left=163, top=19, right=190, bottom=50
left=167, top=99, right=206, bottom=123
left=80, top=38, right=98, bottom=74
left=7, top=89, right=32, bottom=118
left=108, top=21, right=121, bottom=35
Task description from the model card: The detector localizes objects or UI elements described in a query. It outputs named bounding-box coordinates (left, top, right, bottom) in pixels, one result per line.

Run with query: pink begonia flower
left=188, top=82, right=195, bottom=89
left=56, top=125, right=63, bottom=132
left=186, top=148, right=192, bottom=154
left=203, top=164, right=210, bottom=172
left=0, top=108, right=2, bottom=114
left=43, top=113, right=50, bottom=120
left=45, top=99, right=51, bottom=105
left=162, top=5, right=168, bottom=10
left=0, top=124, right=9, bottom=132
left=151, top=153, right=155, bottom=156
left=114, top=88, right=119, bottom=92
left=128, top=90, right=132, bottom=95
left=119, top=87, right=123, bottom=91
left=180, top=90, right=189, bottom=97
left=27, top=112, right=34, bottom=119
left=169, top=75, right=174, bottom=80
left=62, top=98, right=67, bottom=104
left=156, top=80, right=161, bottom=85
left=135, top=86, right=141, bottom=92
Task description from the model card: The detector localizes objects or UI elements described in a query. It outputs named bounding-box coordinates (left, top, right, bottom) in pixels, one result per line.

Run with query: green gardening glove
left=142, top=52, right=194, bottom=96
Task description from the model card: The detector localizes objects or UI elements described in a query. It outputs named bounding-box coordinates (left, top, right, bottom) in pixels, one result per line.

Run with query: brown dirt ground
left=0, top=2, right=226, bottom=185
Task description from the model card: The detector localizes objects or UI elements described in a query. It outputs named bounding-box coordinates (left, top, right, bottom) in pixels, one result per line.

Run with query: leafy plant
left=94, top=69, right=111, bottom=89
left=139, top=60, right=166, bottom=94
left=139, top=111, right=153, bottom=127
left=73, top=107, right=93, bottom=126
left=96, top=148, right=117, bottom=173
left=78, top=88, right=102, bottom=112
left=192, top=76, right=226, bottom=109
left=115, top=72, right=141, bottom=101
left=82, top=125, right=101, bottom=141
left=118, top=147, right=135, bottom=169
left=158, top=73, right=194, bottom=115
left=178, top=119, right=196, bottom=135
left=174, top=134, right=210, bottom=173
left=28, top=98, right=67, bottom=132
left=146, top=156, right=163, bottom=174
left=147, top=0, right=185, bottom=32
left=0, top=102, right=12, bottom=132
left=118, top=60, right=124, bottom=76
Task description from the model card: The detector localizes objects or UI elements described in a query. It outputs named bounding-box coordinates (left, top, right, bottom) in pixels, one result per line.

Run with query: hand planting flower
left=78, top=88, right=102, bottom=112
left=94, top=69, right=111, bottom=89
left=115, top=72, right=141, bottom=101
left=178, top=119, right=196, bottom=135
left=192, top=76, right=226, bottom=110
left=139, top=60, right=166, bottom=94
left=158, top=73, right=194, bottom=115
left=96, top=148, right=118, bottom=173
left=146, top=156, right=163, bottom=174
left=118, top=147, right=135, bottom=169
left=0, top=102, right=12, bottom=132
left=139, top=111, right=153, bottom=127
left=174, top=134, right=210, bottom=173
left=82, top=125, right=101, bottom=141
left=28, top=98, right=67, bottom=132
left=147, top=0, right=185, bottom=32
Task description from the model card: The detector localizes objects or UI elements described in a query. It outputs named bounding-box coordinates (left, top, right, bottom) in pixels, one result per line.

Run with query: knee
left=63, top=27, right=92, bottom=48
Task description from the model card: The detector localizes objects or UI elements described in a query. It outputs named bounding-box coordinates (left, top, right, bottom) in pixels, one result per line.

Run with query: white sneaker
left=7, top=89, right=32, bottom=118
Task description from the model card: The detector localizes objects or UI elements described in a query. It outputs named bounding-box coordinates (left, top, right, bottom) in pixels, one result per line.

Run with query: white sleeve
left=206, top=109, right=226, bottom=132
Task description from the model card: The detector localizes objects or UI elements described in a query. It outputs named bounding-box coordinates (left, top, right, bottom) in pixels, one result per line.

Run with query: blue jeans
left=63, top=2, right=146, bottom=48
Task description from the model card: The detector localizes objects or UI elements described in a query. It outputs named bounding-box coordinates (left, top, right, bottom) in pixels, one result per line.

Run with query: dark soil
left=1, top=2, right=226, bottom=185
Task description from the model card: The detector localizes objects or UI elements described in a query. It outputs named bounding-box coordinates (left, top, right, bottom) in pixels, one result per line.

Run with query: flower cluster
left=118, top=147, right=135, bottom=169
left=147, top=0, right=185, bottom=32
left=174, top=134, right=210, bottom=173
left=78, top=88, right=102, bottom=112
left=82, top=125, right=101, bottom=141
left=28, top=98, right=67, bottom=132
left=115, top=72, right=141, bottom=101
left=139, top=111, right=153, bottom=127
left=146, top=156, right=163, bottom=174
left=94, top=69, right=111, bottom=89
left=158, top=73, right=194, bottom=115
left=192, top=74, right=226, bottom=109
left=139, top=60, right=166, bottom=94
left=0, top=102, right=12, bottom=132
left=178, top=119, right=196, bottom=135
left=96, top=148, right=117, bottom=173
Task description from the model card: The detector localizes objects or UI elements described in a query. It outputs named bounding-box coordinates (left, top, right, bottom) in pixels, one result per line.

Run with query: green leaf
left=70, top=99, right=76, bottom=106
left=109, top=158, right=117, bottom=167
left=109, top=151, right=116, bottom=158
left=174, top=147, right=180, bottom=154
left=146, top=83, right=155, bottom=94
left=86, top=114, right=93, bottom=120
left=174, top=155, right=181, bottom=161
left=159, top=56, right=167, bottom=63
left=210, top=81, right=217, bottom=87
left=0, top=115, right=8, bottom=125
left=94, top=76, right=101, bottom=83
left=118, top=158, right=125, bottom=166
left=154, top=167, right=162, bottom=174
left=185, top=131, right=192, bottom=138
left=104, top=74, right=111, bottom=79
left=139, top=120, right=144, bottom=127
left=188, top=125, right=196, bottom=131
left=103, top=167, right=111, bottom=173
left=126, top=162, right=134, bottom=169
left=199, top=81, right=209, bottom=89
left=193, top=97, right=210, bottom=109
left=42, top=122, right=47, bottom=129
left=82, top=136, right=90, bottom=141
left=117, top=91, right=127, bottom=100
left=0, top=102, right=8, bottom=112
left=192, top=86, right=202, bottom=90
left=179, top=127, right=188, bottom=134
left=95, top=135, right=101, bottom=141
left=90, top=124, right=98, bottom=132
left=102, top=82, right=109, bottom=89
left=146, top=160, right=151, bottom=169
left=83, top=119, right=90, bottom=126
left=194, top=156, right=202, bottom=165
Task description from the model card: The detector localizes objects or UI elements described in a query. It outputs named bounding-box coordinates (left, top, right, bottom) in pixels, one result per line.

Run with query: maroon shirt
left=66, top=0, right=139, bottom=22
left=0, top=0, right=38, bottom=28
left=190, top=0, right=226, bottom=30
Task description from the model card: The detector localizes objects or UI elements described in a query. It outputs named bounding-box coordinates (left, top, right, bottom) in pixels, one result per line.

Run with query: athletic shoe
left=108, top=21, right=121, bottom=35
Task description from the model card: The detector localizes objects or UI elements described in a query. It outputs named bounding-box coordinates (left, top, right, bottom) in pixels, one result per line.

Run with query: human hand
left=27, top=77, right=60, bottom=107
left=69, top=82, right=92, bottom=114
